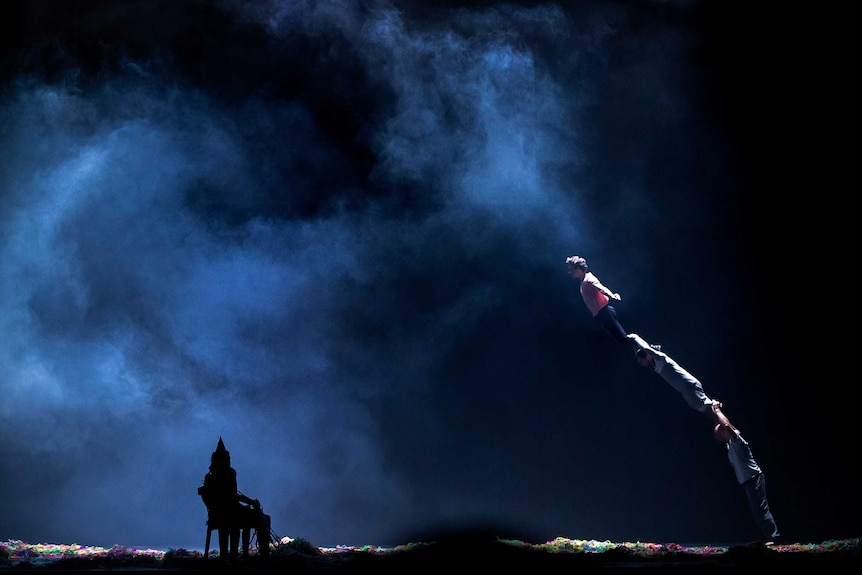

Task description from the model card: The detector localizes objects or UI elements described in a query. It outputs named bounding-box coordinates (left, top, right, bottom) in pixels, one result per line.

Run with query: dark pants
left=595, top=304, right=631, bottom=346
left=742, top=473, right=780, bottom=540
left=216, top=505, right=271, bottom=561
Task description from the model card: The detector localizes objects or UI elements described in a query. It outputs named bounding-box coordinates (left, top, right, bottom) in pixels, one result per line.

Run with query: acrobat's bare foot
left=627, top=333, right=660, bottom=352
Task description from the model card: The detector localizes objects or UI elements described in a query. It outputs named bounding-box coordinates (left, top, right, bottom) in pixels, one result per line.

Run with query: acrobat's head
left=565, top=256, right=588, bottom=280
left=565, top=255, right=588, bottom=272
left=713, top=423, right=737, bottom=444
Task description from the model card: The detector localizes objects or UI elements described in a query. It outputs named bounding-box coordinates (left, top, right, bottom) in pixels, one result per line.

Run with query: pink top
left=579, top=272, right=610, bottom=317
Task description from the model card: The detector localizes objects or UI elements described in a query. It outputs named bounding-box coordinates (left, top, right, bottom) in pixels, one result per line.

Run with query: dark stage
left=3, top=537, right=862, bottom=572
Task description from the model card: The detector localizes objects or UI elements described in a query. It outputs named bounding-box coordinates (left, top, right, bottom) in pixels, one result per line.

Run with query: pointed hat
left=211, top=436, right=230, bottom=464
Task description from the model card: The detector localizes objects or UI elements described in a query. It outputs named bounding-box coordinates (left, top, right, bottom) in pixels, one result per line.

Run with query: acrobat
left=628, top=333, right=780, bottom=542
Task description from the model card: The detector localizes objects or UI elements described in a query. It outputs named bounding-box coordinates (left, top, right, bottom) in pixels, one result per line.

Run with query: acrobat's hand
left=611, top=292, right=621, bottom=301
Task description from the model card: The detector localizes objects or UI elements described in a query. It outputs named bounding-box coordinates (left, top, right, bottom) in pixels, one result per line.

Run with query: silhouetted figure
left=198, top=437, right=271, bottom=563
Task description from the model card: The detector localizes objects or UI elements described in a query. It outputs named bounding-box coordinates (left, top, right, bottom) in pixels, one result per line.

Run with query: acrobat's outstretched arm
left=584, top=273, right=621, bottom=301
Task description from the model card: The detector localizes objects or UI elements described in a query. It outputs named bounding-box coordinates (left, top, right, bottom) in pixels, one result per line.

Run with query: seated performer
left=198, top=437, right=271, bottom=563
